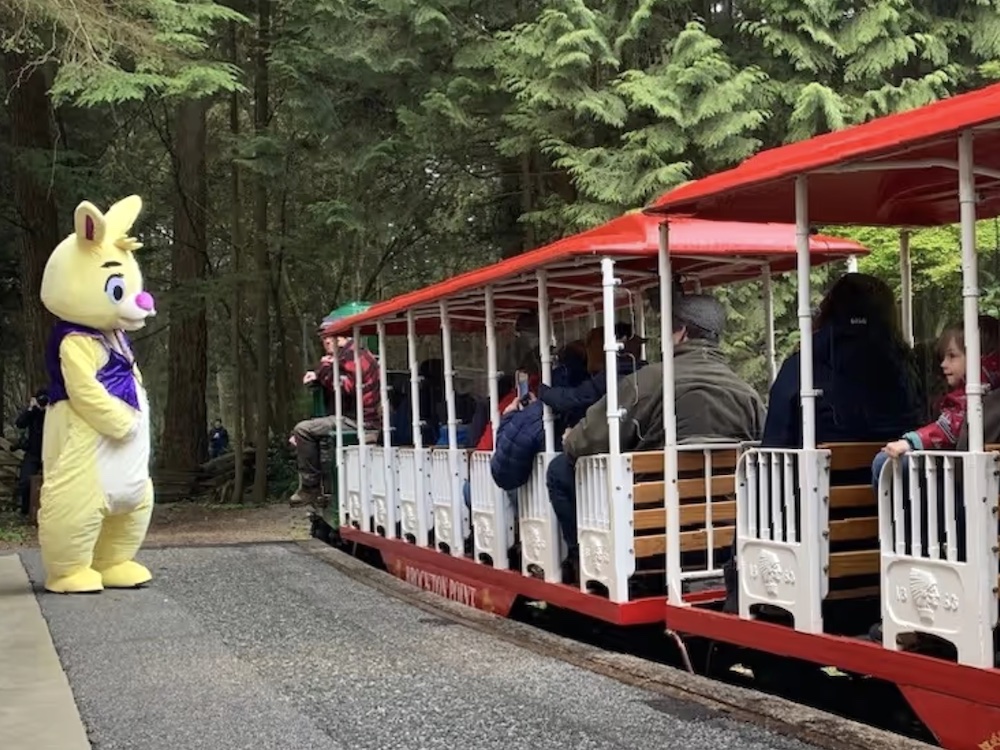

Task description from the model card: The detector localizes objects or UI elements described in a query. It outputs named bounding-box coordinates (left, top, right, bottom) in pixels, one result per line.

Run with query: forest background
left=3, top=0, right=1000, bottom=502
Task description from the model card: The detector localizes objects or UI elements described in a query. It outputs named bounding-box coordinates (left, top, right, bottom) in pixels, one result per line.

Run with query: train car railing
left=518, top=453, right=564, bottom=582
left=369, top=446, right=397, bottom=537
left=576, top=452, right=632, bottom=601
left=878, top=450, right=1000, bottom=667
left=345, top=445, right=362, bottom=529
left=737, top=448, right=829, bottom=633
left=576, top=444, right=741, bottom=604
left=469, top=450, right=517, bottom=567
left=430, top=449, right=469, bottom=556
left=396, top=447, right=432, bottom=546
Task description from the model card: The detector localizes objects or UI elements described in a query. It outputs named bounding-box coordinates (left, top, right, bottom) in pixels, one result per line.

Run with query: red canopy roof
left=324, top=213, right=865, bottom=337
left=646, top=82, right=1000, bottom=226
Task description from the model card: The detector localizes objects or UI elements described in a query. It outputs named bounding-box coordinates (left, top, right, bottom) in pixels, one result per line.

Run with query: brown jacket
left=563, top=339, right=765, bottom=459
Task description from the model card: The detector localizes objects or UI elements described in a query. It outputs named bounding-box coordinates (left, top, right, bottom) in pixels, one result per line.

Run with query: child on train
left=873, top=314, right=1000, bottom=484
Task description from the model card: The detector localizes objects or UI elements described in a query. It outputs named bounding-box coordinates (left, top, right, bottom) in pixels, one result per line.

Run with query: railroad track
left=298, top=538, right=939, bottom=750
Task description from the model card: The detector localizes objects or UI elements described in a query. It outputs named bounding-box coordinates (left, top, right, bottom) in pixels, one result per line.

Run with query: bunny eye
left=105, top=275, right=125, bottom=304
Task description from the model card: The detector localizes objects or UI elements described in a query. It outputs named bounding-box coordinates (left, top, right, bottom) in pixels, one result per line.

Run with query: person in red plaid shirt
left=290, top=331, right=380, bottom=506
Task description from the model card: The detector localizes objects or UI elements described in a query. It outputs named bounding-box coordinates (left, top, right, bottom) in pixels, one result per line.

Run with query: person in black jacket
left=15, top=388, right=48, bottom=515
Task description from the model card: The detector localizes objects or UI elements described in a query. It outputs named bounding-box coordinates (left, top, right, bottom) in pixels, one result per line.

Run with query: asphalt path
left=18, top=543, right=827, bottom=750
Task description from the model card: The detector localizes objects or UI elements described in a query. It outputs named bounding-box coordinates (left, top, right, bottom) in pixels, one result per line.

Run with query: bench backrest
left=820, top=442, right=882, bottom=591
left=630, top=446, right=740, bottom=559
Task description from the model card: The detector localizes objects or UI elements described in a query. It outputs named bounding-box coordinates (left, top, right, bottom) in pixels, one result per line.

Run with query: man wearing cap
left=546, top=293, right=765, bottom=582
left=290, top=330, right=380, bottom=506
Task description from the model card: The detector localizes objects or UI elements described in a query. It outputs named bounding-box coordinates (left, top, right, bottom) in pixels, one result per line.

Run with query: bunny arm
left=60, top=335, right=139, bottom=440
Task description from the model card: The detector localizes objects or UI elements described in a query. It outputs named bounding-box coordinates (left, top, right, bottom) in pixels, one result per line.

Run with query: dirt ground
left=0, top=502, right=312, bottom=552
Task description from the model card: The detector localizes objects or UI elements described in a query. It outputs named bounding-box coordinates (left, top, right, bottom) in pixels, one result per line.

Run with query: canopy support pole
left=333, top=340, right=345, bottom=528
left=376, top=319, right=396, bottom=535
left=899, top=230, right=914, bottom=347
left=538, top=269, right=555, bottom=454
left=407, top=311, right=423, bottom=450
left=959, top=130, right=984, bottom=453
left=634, top=289, right=647, bottom=361
left=485, top=287, right=500, bottom=445
left=353, top=324, right=370, bottom=528
left=795, top=176, right=816, bottom=450
left=657, top=224, right=682, bottom=606
left=763, top=264, right=777, bottom=382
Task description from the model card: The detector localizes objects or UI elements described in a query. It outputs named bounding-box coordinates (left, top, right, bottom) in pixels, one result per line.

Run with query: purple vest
left=46, top=320, right=140, bottom=411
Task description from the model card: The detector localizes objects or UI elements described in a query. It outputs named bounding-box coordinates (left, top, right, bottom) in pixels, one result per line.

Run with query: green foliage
left=7, top=0, right=1000, bottom=443
left=2, top=0, right=248, bottom=104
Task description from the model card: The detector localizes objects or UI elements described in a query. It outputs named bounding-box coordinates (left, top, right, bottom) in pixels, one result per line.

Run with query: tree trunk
left=251, top=0, right=272, bottom=504
left=161, top=97, right=209, bottom=469
left=3, top=53, right=59, bottom=390
left=229, top=19, right=246, bottom=504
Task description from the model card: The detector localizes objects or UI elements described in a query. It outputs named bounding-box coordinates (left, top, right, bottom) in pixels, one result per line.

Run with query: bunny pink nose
left=135, top=291, right=155, bottom=311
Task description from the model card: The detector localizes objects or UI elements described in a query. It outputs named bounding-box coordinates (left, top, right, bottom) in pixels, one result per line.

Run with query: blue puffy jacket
left=490, top=400, right=563, bottom=491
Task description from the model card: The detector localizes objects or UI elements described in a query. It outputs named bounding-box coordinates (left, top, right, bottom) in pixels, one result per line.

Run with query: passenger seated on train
left=547, top=294, right=765, bottom=582
left=389, top=358, right=445, bottom=447
left=489, top=354, right=587, bottom=493
left=291, top=331, right=380, bottom=506
left=539, top=326, right=645, bottom=428
left=872, top=315, right=1000, bottom=509
left=761, top=273, right=923, bottom=450
left=462, top=341, right=586, bottom=508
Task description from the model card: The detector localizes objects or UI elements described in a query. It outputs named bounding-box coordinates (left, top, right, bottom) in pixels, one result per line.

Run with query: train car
left=640, top=81, right=1000, bottom=750
left=308, top=214, right=862, bottom=621
left=309, top=81, right=1000, bottom=750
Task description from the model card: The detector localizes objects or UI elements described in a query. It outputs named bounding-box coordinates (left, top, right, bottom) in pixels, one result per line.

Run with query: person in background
left=208, top=418, right=229, bottom=459
left=290, top=329, right=380, bottom=506
left=15, top=388, right=48, bottom=516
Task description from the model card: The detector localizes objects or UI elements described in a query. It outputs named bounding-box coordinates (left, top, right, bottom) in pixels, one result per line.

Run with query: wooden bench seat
left=821, top=442, right=883, bottom=591
left=628, top=447, right=739, bottom=575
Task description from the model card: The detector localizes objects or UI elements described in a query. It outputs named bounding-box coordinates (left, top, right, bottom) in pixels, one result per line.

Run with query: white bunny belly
left=96, top=384, right=151, bottom=514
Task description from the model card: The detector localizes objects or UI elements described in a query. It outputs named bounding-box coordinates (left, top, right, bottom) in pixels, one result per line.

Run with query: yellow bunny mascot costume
left=39, top=195, right=157, bottom=594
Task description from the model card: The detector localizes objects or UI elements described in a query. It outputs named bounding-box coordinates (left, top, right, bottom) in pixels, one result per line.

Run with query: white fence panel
left=576, top=453, right=632, bottom=601
left=518, top=453, right=563, bottom=582
left=345, top=446, right=361, bottom=528
left=369, top=447, right=398, bottom=538
left=396, top=448, right=432, bottom=546
left=469, top=451, right=516, bottom=567
left=878, top=450, right=999, bottom=667
left=430, top=449, right=469, bottom=556
left=737, top=448, right=828, bottom=633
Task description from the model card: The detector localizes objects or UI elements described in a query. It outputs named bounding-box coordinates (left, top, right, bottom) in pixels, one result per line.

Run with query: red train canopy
left=646, top=82, right=1000, bottom=226
left=323, top=213, right=865, bottom=337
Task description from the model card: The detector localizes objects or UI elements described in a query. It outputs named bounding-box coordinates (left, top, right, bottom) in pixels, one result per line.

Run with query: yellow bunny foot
left=45, top=567, right=104, bottom=594
left=95, top=560, right=152, bottom=588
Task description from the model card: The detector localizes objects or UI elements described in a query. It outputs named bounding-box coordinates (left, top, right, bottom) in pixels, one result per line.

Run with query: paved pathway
left=6, top=543, right=827, bottom=750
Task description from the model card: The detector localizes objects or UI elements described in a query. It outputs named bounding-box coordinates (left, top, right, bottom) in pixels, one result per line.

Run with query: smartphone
left=516, top=370, right=530, bottom=404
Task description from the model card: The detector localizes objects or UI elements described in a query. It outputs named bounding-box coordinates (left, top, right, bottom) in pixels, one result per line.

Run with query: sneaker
left=290, top=485, right=321, bottom=507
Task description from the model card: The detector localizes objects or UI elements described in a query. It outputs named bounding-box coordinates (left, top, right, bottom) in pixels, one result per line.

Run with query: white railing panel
left=345, top=446, right=361, bottom=528
left=369, top=447, right=398, bottom=538
left=430, top=449, right=470, bottom=556
left=396, top=448, right=432, bottom=547
left=736, top=448, right=828, bottom=633
left=576, top=453, right=633, bottom=602
left=518, top=452, right=563, bottom=582
left=878, top=450, right=999, bottom=667
left=470, top=451, right=516, bottom=567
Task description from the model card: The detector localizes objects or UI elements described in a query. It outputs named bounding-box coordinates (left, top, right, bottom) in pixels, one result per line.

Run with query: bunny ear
left=104, top=195, right=143, bottom=239
left=74, top=201, right=106, bottom=245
